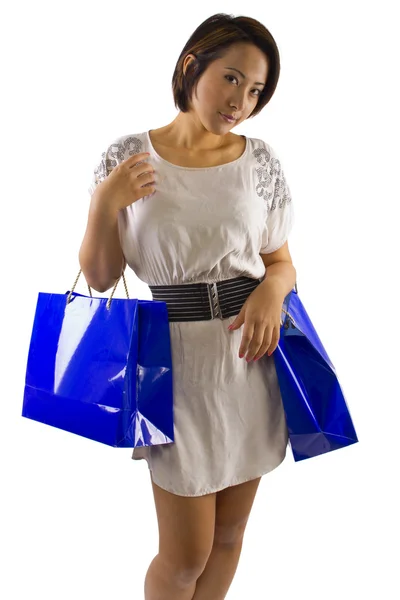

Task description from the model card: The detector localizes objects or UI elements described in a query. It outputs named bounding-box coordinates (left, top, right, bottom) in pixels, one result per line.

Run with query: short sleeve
left=259, top=143, right=295, bottom=254
left=87, top=140, right=125, bottom=197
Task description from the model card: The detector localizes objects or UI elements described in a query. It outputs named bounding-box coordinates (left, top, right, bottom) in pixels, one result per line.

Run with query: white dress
left=88, top=130, right=295, bottom=497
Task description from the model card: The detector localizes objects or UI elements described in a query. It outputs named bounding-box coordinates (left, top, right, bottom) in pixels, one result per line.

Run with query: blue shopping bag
left=22, top=271, right=175, bottom=448
left=274, top=287, right=359, bottom=462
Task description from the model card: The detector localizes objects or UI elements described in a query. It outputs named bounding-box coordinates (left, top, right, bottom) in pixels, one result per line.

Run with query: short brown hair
left=171, top=13, right=281, bottom=119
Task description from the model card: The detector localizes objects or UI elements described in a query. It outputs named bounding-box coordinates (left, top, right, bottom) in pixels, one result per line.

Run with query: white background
left=1, top=0, right=399, bottom=598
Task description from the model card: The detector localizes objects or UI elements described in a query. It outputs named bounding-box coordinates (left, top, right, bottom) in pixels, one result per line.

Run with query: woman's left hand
left=228, top=281, right=284, bottom=361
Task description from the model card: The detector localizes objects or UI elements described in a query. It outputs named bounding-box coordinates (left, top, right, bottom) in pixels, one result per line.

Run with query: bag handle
left=279, top=282, right=298, bottom=327
left=281, top=307, right=297, bottom=328
left=66, top=269, right=130, bottom=310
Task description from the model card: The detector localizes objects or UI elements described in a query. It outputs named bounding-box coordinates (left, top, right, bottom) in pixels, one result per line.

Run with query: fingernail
left=239, top=353, right=244, bottom=358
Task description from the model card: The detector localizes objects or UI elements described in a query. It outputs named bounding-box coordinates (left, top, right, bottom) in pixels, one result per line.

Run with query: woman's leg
left=144, top=476, right=216, bottom=600
left=192, top=477, right=262, bottom=599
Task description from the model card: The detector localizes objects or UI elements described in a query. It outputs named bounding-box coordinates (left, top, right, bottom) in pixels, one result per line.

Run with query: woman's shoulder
left=245, top=134, right=272, bottom=154
left=244, top=135, right=283, bottom=170
left=101, top=131, right=148, bottom=163
left=88, top=132, right=149, bottom=195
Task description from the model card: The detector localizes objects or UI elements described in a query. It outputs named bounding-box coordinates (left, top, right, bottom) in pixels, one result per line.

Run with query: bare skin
left=148, top=128, right=247, bottom=169
left=144, top=476, right=262, bottom=600
left=144, top=41, right=269, bottom=599
left=154, top=42, right=268, bottom=154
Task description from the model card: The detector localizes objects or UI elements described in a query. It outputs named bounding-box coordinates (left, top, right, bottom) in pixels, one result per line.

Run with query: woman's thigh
left=214, top=477, right=262, bottom=545
left=150, top=476, right=216, bottom=581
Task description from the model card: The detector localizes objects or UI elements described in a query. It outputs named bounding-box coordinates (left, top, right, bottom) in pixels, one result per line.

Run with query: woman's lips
left=219, top=112, right=236, bottom=123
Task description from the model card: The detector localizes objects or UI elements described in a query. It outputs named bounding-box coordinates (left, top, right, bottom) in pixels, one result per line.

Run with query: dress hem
left=140, top=451, right=288, bottom=497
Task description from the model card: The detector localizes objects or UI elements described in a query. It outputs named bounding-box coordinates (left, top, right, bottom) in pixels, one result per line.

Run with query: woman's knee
left=157, top=551, right=210, bottom=586
left=150, top=480, right=216, bottom=584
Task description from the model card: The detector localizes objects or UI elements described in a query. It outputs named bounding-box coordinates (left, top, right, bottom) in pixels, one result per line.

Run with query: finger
left=127, top=152, right=150, bottom=163
left=251, top=326, right=275, bottom=360
left=238, top=322, right=255, bottom=358
left=253, top=341, right=270, bottom=361
left=127, top=152, right=152, bottom=170
left=244, top=324, right=269, bottom=360
left=266, top=327, right=281, bottom=356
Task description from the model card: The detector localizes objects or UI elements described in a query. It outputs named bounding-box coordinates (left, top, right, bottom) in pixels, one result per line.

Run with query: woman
left=80, top=12, right=297, bottom=600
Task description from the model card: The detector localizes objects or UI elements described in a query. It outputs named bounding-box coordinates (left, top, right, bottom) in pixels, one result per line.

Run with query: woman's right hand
left=93, top=152, right=156, bottom=211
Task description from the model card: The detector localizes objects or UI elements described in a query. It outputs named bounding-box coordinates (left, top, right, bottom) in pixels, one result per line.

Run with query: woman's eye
left=225, top=75, right=261, bottom=96
left=225, top=75, right=238, bottom=84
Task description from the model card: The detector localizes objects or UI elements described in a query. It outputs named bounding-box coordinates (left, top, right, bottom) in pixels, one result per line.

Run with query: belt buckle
left=207, top=282, right=222, bottom=320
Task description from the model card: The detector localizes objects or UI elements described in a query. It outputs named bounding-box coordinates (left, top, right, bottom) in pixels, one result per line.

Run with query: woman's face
left=184, top=43, right=269, bottom=132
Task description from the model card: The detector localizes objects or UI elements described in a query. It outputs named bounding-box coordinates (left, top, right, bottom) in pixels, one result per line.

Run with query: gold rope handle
left=280, top=282, right=298, bottom=327
left=280, top=307, right=297, bottom=328
left=279, top=281, right=298, bottom=327
left=66, top=269, right=129, bottom=310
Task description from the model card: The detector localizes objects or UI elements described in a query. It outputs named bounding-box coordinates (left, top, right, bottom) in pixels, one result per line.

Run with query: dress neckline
left=146, top=130, right=249, bottom=171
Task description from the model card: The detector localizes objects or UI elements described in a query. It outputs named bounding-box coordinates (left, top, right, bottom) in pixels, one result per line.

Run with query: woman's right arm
left=79, top=149, right=155, bottom=292
left=78, top=188, right=126, bottom=293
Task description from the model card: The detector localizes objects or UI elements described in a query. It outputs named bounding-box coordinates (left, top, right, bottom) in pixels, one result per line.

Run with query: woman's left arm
left=228, top=242, right=297, bottom=361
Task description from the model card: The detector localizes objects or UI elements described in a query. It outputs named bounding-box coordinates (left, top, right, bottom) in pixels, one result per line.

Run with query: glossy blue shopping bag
left=275, top=287, right=359, bottom=462
left=22, top=271, right=175, bottom=448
